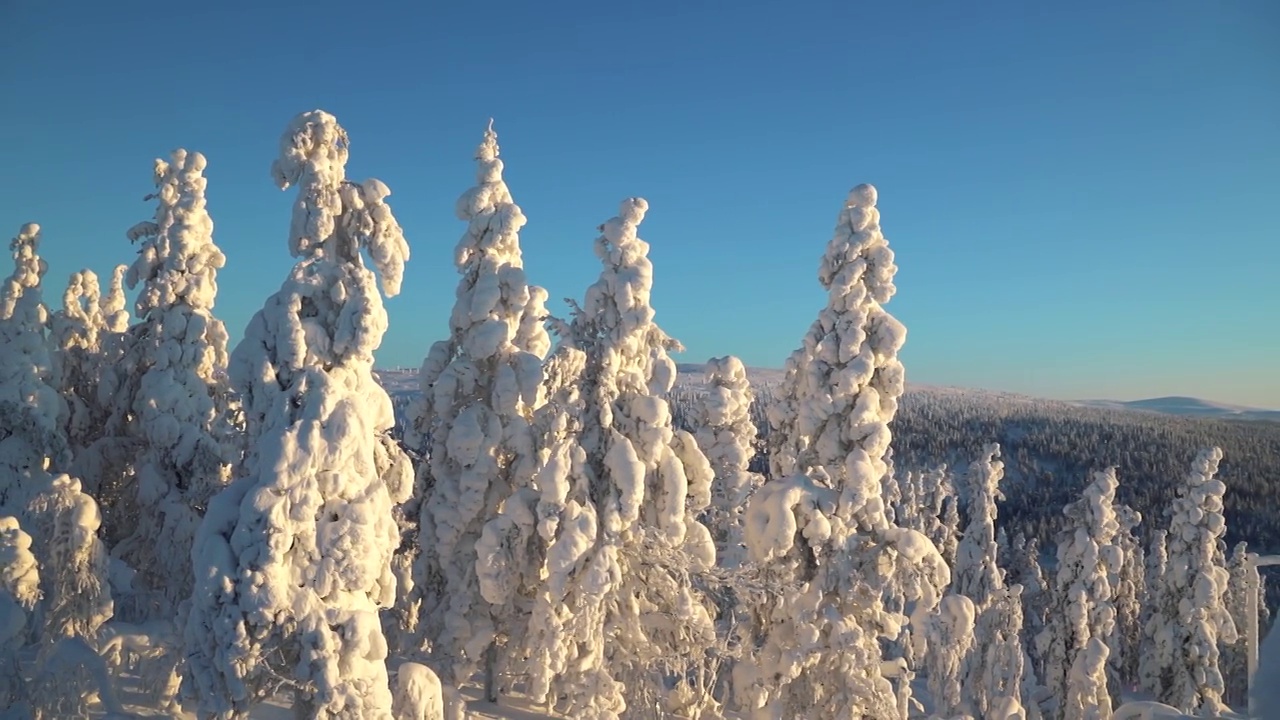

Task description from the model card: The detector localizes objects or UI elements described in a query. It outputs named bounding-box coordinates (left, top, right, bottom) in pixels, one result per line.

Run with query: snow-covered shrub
left=954, top=443, right=1006, bottom=606
left=408, top=122, right=551, bottom=688
left=392, top=662, right=444, bottom=720
left=1038, top=468, right=1122, bottom=720
left=26, top=474, right=113, bottom=646
left=517, top=197, right=718, bottom=719
left=1151, top=447, right=1237, bottom=714
left=740, top=185, right=948, bottom=719
left=184, top=110, right=413, bottom=719
left=691, top=355, right=761, bottom=568
left=108, top=148, right=234, bottom=607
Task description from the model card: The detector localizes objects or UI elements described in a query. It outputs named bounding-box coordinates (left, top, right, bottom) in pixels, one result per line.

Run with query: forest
left=0, top=109, right=1276, bottom=719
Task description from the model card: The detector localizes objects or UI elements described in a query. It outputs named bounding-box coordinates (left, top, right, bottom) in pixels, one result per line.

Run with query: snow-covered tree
left=517, top=197, right=718, bottom=719
left=1110, top=504, right=1144, bottom=696
left=954, top=443, right=1006, bottom=606
left=1138, top=529, right=1169, bottom=696
left=1038, top=468, right=1122, bottom=720
left=27, top=474, right=113, bottom=645
left=408, top=122, right=551, bottom=689
left=1152, top=447, right=1237, bottom=714
left=691, top=355, right=760, bottom=568
left=185, top=110, right=413, bottom=719
left=740, top=185, right=948, bottom=719
left=961, top=584, right=1027, bottom=719
left=1061, top=636, right=1110, bottom=720
left=0, top=223, right=66, bottom=510
left=0, top=516, right=40, bottom=707
left=107, top=148, right=235, bottom=607
left=924, top=593, right=976, bottom=718
left=1221, top=541, right=1257, bottom=708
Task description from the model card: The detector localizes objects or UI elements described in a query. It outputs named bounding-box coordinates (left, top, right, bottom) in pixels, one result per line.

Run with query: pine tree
left=409, top=122, right=551, bottom=689
left=741, top=185, right=948, bottom=719
left=185, top=111, right=413, bottom=719
left=1110, top=504, right=1144, bottom=697
left=0, top=516, right=40, bottom=707
left=109, top=148, right=235, bottom=607
left=1138, top=529, right=1169, bottom=696
left=691, top=355, right=760, bottom=568
left=961, top=584, right=1027, bottom=718
left=1155, top=447, right=1237, bottom=714
left=953, top=443, right=1006, bottom=606
left=1038, top=468, right=1122, bottom=720
left=514, top=198, right=718, bottom=719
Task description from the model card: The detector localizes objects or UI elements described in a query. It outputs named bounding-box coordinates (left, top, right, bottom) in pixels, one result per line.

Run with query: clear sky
left=2, top=0, right=1277, bottom=407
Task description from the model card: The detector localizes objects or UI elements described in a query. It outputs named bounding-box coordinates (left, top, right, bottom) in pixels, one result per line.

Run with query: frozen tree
left=27, top=474, right=113, bottom=645
left=185, top=111, right=413, bottom=719
left=516, top=198, right=718, bottom=719
left=1060, top=636, right=1110, bottom=720
left=106, top=148, right=235, bottom=607
left=409, top=122, right=551, bottom=689
left=690, top=355, right=760, bottom=568
left=1221, top=541, right=1255, bottom=708
left=1152, top=447, right=1237, bottom=714
left=0, top=516, right=40, bottom=707
left=1038, top=468, right=1122, bottom=720
left=953, top=444, right=1006, bottom=606
left=923, top=593, right=976, bottom=718
left=1110, top=504, right=1144, bottom=695
left=1138, top=529, right=1169, bottom=696
left=0, top=223, right=66, bottom=510
left=740, top=185, right=948, bottom=719
left=961, top=584, right=1027, bottom=719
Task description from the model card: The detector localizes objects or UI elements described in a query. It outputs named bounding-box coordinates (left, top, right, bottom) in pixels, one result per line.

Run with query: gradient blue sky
left=2, top=0, right=1277, bottom=407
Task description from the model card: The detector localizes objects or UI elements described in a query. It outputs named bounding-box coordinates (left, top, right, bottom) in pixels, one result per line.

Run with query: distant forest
left=383, top=373, right=1280, bottom=608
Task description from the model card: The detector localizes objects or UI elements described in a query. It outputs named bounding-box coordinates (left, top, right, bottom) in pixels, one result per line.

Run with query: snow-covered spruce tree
left=1110, top=504, right=1144, bottom=696
left=408, top=122, right=551, bottom=689
left=923, top=593, right=976, bottom=718
left=740, top=185, right=948, bottom=719
left=953, top=443, right=1006, bottom=606
left=960, top=583, right=1027, bottom=719
left=691, top=354, right=760, bottom=568
left=518, top=198, right=718, bottom=719
left=1006, top=532, right=1048, bottom=668
left=1153, top=447, right=1237, bottom=714
left=106, top=148, right=235, bottom=607
left=1037, top=468, right=1122, bottom=720
left=0, top=516, right=40, bottom=707
left=184, top=111, right=413, bottom=719
left=1221, top=541, right=1255, bottom=708
left=26, top=474, right=113, bottom=646
left=0, top=223, right=67, bottom=510
left=1138, top=528, right=1169, bottom=696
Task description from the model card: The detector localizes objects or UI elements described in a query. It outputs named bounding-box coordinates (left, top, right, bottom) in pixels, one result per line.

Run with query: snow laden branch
left=741, top=185, right=947, bottom=719
left=185, top=110, right=413, bottom=720
left=407, top=121, right=552, bottom=689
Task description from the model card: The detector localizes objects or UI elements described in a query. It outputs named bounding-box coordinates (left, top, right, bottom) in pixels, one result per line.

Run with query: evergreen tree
left=691, top=355, right=761, bottom=568
left=185, top=111, right=413, bottom=719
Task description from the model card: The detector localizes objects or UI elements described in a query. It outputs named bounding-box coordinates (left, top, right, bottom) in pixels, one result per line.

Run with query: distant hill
left=1074, top=396, right=1280, bottom=423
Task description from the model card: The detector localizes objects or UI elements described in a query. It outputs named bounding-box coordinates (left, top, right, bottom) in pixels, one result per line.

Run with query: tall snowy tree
left=26, top=474, right=113, bottom=646
left=961, top=584, right=1027, bottom=719
left=0, top=516, right=39, bottom=707
left=1038, top=468, right=1122, bottom=720
left=517, top=198, right=718, bottom=719
left=1221, top=541, right=1256, bottom=708
left=1138, top=529, right=1169, bottom=696
left=690, top=355, right=760, bottom=568
left=923, top=593, right=976, bottom=718
left=408, top=122, right=551, bottom=689
left=109, top=148, right=235, bottom=607
left=0, top=223, right=66, bottom=509
left=1152, top=447, right=1237, bottom=714
left=1110, top=504, right=1144, bottom=697
left=740, top=184, right=948, bottom=719
left=184, top=111, right=414, bottom=719
left=954, top=444, right=1006, bottom=606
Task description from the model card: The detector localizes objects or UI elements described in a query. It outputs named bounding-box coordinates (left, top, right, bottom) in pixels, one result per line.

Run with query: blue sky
left=2, top=0, right=1277, bottom=407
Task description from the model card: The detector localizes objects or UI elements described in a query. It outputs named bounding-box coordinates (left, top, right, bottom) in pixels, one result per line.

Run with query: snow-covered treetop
left=768, top=183, right=906, bottom=529
left=953, top=443, right=1006, bottom=605
left=270, top=109, right=409, bottom=296
left=0, top=516, right=40, bottom=610
left=1, top=223, right=46, bottom=325
left=126, top=149, right=227, bottom=318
